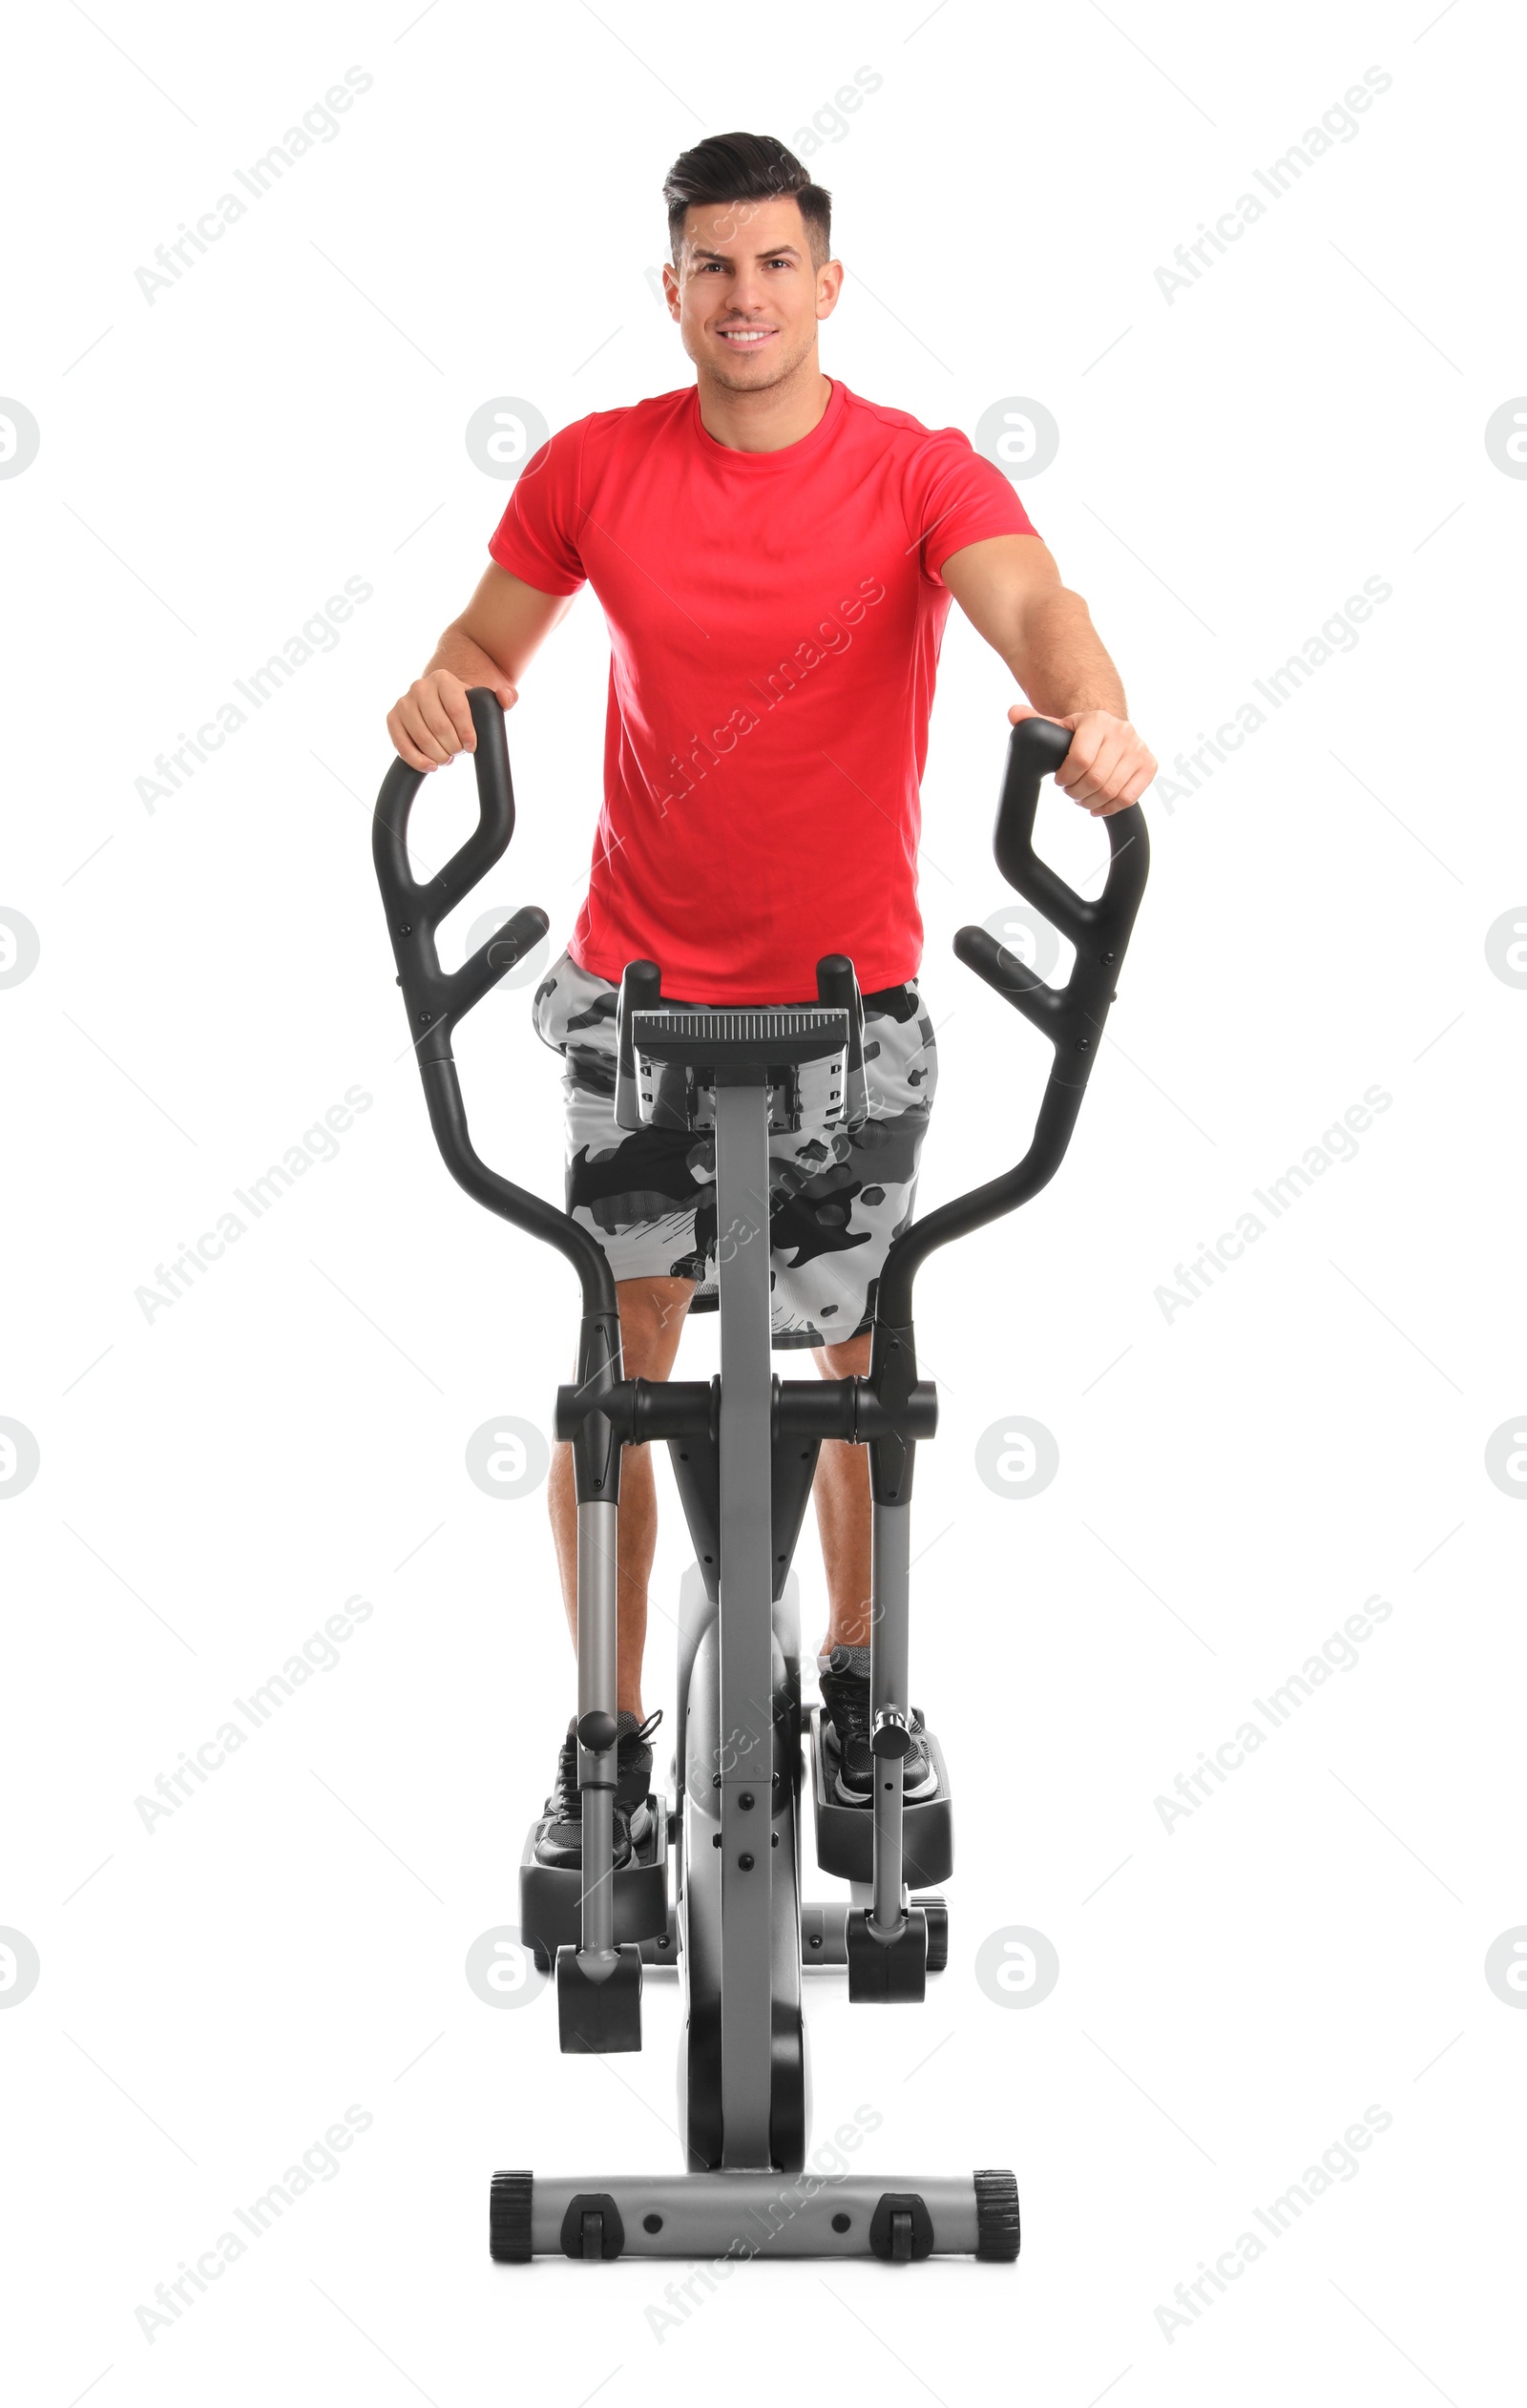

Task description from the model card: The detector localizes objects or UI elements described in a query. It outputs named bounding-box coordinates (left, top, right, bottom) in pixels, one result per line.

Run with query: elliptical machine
left=373, top=696, right=1147, bottom=2264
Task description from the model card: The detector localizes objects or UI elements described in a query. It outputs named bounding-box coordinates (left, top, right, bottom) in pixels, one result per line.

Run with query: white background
left=3, top=0, right=1523, bottom=2399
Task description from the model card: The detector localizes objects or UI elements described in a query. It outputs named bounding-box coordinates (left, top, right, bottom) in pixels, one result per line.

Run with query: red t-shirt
left=488, top=379, right=1035, bottom=1003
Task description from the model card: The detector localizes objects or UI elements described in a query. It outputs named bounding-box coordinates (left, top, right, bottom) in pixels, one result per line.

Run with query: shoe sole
left=832, top=1768, right=938, bottom=1807
left=532, top=1798, right=650, bottom=1873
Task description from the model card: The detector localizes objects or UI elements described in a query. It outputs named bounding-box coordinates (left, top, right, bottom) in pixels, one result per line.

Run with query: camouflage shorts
left=532, top=949, right=938, bottom=1350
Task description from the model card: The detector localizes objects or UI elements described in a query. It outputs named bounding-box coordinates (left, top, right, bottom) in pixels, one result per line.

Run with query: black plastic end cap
left=1009, top=712, right=1073, bottom=776
left=576, top=1709, right=619, bottom=1752
left=973, top=2167, right=1021, bottom=2262
left=487, top=903, right=550, bottom=974
left=490, top=2168, right=533, bottom=2263
left=917, top=1895, right=950, bottom=1974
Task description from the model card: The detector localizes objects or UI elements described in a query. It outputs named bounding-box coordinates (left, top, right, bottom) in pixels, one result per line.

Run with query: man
left=387, top=133, right=1155, bottom=1868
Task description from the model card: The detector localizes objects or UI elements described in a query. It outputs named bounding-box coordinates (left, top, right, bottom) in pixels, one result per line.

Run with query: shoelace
left=554, top=1707, right=664, bottom=1817
left=824, top=1678, right=924, bottom=1753
left=823, top=1675, right=873, bottom=1753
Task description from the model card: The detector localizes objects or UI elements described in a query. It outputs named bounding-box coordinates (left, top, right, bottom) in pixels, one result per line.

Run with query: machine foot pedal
left=809, top=1709, right=953, bottom=1887
left=520, top=1795, right=670, bottom=1965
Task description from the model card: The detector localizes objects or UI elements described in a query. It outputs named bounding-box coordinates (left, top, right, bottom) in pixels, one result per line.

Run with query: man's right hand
left=387, top=669, right=517, bottom=772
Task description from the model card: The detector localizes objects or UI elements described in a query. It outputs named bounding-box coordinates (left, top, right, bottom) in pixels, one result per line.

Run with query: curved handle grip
left=957, top=713, right=1149, bottom=1040
left=371, top=687, right=616, bottom=1317
left=991, top=713, right=1147, bottom=946
left=996, top=710, right=1073, bottom=846
left=373, top=688, right=549, bottom=1062
left=873, top=714, right=1150, bottom=1334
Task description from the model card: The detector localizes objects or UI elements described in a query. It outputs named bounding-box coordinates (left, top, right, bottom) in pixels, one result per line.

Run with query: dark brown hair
left=663, top=132, right=831, bottom=265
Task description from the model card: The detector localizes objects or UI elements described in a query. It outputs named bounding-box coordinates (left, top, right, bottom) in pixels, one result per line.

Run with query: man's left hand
left=1008, top=704, right=1157, bottom=818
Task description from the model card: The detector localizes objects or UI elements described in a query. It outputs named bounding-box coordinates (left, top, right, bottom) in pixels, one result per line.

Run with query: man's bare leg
left=810, top=1324, right=938, bottom=1801
left=547, top=1272, right=695, bottom=1719
left=809, top=1329, right=874, bottom=1650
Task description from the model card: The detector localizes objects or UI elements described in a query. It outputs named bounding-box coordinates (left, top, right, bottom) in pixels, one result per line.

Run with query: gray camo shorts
left=532, top=949, right=938, bottom=1350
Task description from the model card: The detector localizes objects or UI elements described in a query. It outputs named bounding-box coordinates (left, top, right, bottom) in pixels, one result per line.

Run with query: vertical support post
left=576, top=1497, right=620, bottom=1966
left=868, top=1497, right=911, bottom=1935
left=712, top=1072, right=776, bottom=2167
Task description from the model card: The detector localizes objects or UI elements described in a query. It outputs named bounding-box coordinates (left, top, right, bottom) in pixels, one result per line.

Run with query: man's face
left=665, top=195, right=841, bottom=392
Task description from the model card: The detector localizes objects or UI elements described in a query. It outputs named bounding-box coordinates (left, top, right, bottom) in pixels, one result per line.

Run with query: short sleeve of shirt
left=909, top=429, right=1038, bottom=585
left=487, top=421, right=589, bottom=596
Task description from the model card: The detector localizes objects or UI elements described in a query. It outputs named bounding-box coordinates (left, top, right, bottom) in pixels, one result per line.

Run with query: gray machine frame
left=372, top=696, right=1148, bottom=2262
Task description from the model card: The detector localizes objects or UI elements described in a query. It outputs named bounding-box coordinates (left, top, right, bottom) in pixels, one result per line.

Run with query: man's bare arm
left=387, top=563, right=576, bottom=771
left=941, top=534, right=1157, bottom=816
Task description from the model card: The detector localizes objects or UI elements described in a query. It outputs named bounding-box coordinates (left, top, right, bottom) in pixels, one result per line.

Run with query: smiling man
left=387, top=132, right=1156, bottom=1869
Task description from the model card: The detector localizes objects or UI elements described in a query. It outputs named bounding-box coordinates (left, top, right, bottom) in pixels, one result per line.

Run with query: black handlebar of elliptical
left=873, top=714, right=1149, bottom=1333
left=374, top=700, right=1144, bottom=1351
left=372, top=687, right=618, bottom=1320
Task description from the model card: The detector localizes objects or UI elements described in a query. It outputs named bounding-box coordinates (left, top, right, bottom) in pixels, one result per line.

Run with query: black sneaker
left=819, top=1647, right=937, bottom=1806
left=533, top=1708, right=662, bottom=1870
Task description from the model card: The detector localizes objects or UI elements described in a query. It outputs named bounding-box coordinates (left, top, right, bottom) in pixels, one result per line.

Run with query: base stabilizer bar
left=490, top=2168, right=1018, bottom=2263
